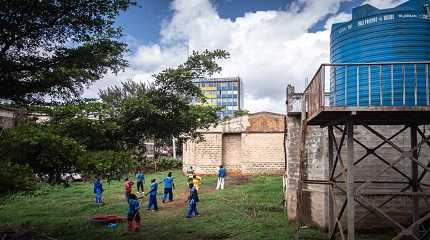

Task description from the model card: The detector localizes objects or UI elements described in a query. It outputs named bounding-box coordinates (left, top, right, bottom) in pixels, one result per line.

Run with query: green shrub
left=77, top=150, right=138, bottom=182
left=154, top=157, right=182, bottom=171
left=0, top=122, right=85, bottom=183
left=0, top=161, right=34, bottom=194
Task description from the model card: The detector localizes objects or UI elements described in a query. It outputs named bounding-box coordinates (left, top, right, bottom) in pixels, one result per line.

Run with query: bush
left=0, top=161, right=34, bottom=194
left=77, top=150, right=138, bottom=182
left=154, top=157, right=182, bottom=171
left=0, top=122, right=85, bottom=183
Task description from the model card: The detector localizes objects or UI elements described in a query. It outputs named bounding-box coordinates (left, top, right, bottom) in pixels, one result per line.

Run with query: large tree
left=0, top=0, right=135, bottom=103
left=100, top=50, right=229, bottom=145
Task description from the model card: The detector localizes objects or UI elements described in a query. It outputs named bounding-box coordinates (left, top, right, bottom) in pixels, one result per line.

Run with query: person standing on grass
left=145, top=179, right=159, bottom=211
left=186, top=166, right=195, bottom=184
left=192, top=174, right=202, bottom=191
left=161, top=172, right=175, bottom=203
left=124, top=177, right=134, bottom=202
left=127, top=193, right=141, bottom=232
left=216, top=165, right=226, bottom=190
left=93, top=176, right=104, bottom=204
left=185, top=182, right=199, bottom=219
left=136, top=170, right=145, bottom=193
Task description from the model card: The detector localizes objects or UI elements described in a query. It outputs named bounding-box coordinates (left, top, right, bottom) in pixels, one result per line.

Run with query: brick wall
left=222, top=133, right=242, bottom=175
left=183, top=133, right=222, bottom=175
left=183, top=132, right=286, bottom=176
left=182, top=112, right=286, bottom=176
left=241, top=133, right=285, bottom=175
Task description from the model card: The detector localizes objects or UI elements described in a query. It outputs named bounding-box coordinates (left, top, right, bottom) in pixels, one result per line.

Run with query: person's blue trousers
left=163, top=188, right=173, bottom=202
left=148, top=195, right=158, bottom=210
left=95, top=191, right=103, bottom=203
left=186, top=199, right=199, bottom=218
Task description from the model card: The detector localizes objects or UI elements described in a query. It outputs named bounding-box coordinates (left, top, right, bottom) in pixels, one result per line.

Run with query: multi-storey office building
left=192, top=77, right=243, bottom=119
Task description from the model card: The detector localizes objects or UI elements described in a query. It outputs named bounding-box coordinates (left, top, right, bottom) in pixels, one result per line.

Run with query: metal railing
left=304, top=62, right=430, bottom=119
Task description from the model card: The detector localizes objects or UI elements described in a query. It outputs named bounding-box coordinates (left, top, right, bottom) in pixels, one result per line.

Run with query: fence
left=304, top=62, right=430, bottom=119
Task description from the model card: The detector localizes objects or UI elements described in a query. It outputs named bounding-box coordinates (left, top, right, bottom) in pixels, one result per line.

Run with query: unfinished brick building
left=182, top=112, right=286, bottom=176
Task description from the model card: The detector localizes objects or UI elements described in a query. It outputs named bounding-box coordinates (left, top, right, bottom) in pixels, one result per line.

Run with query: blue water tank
left=330, top=0, right=430, bottom=107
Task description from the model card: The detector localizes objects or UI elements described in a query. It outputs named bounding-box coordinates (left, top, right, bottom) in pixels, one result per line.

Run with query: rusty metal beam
left=360, top=123, right=430, bottom=174
left=356, top=184, right=412, bottom=225
left=392, top=211, right=430, bottom=240
left=329, top=185, right=346, bottom=240
left=346, top=121, right=355, bottom=240
left=411, top=125, right=420, bottom=237
left=330, top=125, right=347, bottom=181
left=333, top=125, right=412, bottom=182
left=328, top=126, right=336, bottom=235
left=333, top=125, right=409, bottom=181
left=355, top=125, right=430, bottom=192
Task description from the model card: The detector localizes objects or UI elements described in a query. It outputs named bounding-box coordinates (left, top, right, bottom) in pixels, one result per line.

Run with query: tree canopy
left=101, top=50, right=229, bottom=143
left=0, top=0, right=135, bottom=103
left=0, top=48, right=230, bottom=189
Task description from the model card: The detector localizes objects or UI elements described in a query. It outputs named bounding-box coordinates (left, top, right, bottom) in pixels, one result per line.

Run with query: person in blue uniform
left=93, top=176, right=104, bottom=204
left=162, top=172, right=175, bottom=203
left=136, top=171, right=145, bottom=193
left=216, top=165, right=226, bottom=190
left=185, top=182, right=199, bottom=218
left=127, top=193, right=141, bottom=232
left=145, top=179, right=159, bottom=210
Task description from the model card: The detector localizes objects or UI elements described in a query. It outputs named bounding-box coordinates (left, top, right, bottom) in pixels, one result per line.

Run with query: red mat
left=90, top=215, right=126, bottom=224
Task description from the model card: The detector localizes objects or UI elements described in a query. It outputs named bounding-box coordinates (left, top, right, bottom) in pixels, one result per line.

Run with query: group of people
left=92, top=165, right=227, bottom=232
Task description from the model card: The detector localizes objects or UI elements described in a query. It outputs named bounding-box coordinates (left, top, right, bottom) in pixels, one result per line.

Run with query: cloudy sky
left=84, top=0, right=407, bottom=114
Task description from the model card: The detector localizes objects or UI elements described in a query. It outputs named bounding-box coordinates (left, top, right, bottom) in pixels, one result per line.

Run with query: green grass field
left=0, top=170, right=391, bottom=240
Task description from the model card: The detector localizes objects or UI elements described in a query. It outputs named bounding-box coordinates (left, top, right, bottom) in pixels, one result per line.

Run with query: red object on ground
left=90, top=215, right=126, bottom=224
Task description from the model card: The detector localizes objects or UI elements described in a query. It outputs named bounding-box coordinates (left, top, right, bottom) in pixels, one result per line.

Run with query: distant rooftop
left=192, top=77, right=240, bottom=83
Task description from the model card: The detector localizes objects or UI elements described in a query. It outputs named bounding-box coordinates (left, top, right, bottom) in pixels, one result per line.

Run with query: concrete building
left=285, top=85, right=430, bottom=231
left=192, top=77, right=243, bottom=119
left=0, top=105, right=25, bottom=131
left=182, top=112, right=285, bottom=176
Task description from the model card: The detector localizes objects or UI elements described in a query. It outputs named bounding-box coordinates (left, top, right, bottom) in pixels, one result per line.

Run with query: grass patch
left=0, top=170, right=391, bottom=239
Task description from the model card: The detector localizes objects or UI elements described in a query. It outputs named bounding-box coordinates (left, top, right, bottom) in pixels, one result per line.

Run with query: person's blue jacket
left=93, top=179, right=103, bottom=194
left=163, top=176, right=174, bottom=189
left=148, top=182, right=158, bottom=196
left=218, top=168, right=225, bottom=178
left=127, top=198, right=140, bottom=217
left=136, top=173, right=144, bottom=183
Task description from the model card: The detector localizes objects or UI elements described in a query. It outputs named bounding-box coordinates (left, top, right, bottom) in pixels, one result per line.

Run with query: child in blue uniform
left=216, top=165, right=226, bottom=190
left=136, top=171, right=145, bottom=193
left=186, top=182, right=199, bottom=218
left=145, top=179, right=159, bottom=210
left=162, top=172, right=175, bottom=203
left=127, top=193, right=140, bottom=232
left=93, top=176, right=104, bottom=204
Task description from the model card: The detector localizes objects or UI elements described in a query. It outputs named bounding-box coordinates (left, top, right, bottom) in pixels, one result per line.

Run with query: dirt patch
left=0, top=226, right=56, bottom=240
left=156, top=182, right=221, bottom=211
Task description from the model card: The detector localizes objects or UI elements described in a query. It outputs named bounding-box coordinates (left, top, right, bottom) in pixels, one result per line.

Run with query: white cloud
left=86, top=0, right=353, bottom=114
left=362, top=0, right=408, bottom=9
